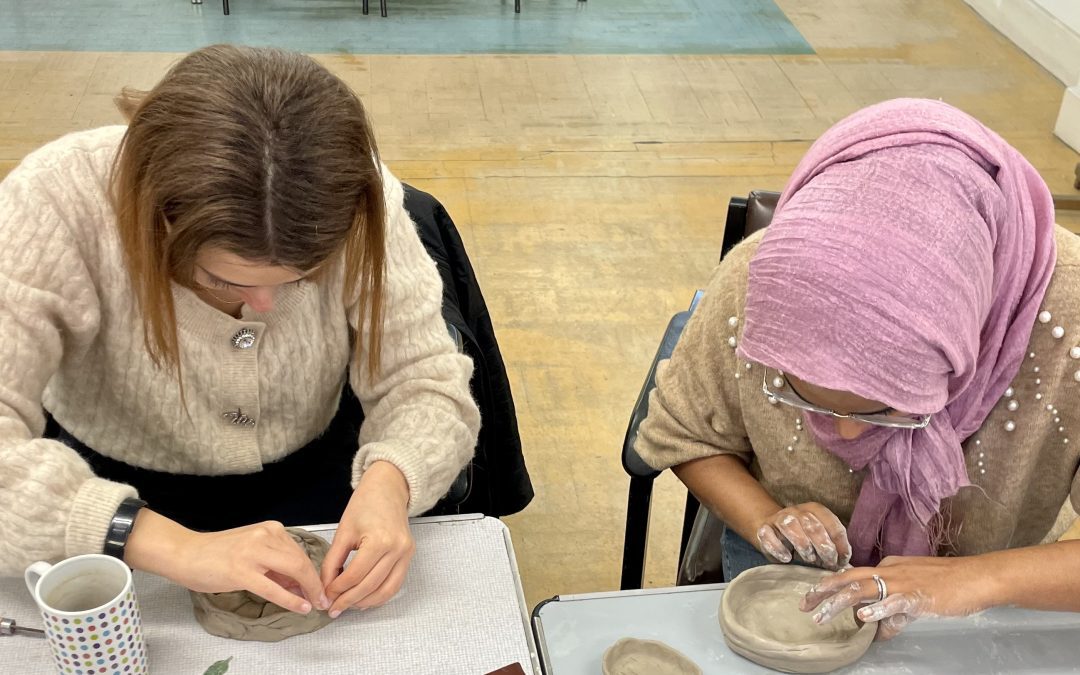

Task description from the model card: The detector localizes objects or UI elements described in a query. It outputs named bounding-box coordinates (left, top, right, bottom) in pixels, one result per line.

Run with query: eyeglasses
left=762, top=370, right=932, bottom=430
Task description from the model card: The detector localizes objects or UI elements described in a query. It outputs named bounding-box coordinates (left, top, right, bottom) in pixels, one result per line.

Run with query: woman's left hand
left=799, top=555, right=997, bottom=640
left=320, top=461, right=416, bottom=618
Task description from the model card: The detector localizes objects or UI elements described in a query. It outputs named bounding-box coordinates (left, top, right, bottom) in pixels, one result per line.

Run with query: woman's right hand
left=755, top=502, right=851, bottom=570
left=125, top=510, right=329, bottom=614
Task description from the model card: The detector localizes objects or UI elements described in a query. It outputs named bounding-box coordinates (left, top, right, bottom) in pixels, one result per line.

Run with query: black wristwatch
left=103, top=497, right=148, bottom=560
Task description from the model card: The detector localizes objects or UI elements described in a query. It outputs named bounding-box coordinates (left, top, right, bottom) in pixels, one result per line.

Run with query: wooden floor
left=1, top=0, right=1078, bottom=608
left=0, top=0, right=813, bottom=55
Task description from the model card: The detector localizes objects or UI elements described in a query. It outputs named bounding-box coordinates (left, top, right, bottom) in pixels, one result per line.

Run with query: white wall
left=1035, top=0, right=1080, bottom=35
left=965, top=0, right=1080, bottom=85
left=965, top=0, right=1080, bottom=152
left=1057, top=87, right=1080, bottom=152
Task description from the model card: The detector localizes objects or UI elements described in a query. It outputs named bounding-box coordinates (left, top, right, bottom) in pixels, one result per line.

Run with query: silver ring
left=872, top=574, right=888, bottom=602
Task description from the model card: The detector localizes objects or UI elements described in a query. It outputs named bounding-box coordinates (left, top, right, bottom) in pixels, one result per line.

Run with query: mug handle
left=25, top=561, right=52, bottom=598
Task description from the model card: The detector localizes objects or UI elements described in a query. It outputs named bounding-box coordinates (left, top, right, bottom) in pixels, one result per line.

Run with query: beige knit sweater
left=638, top=229, right=1080, bottom=555
left=0, top=127, right=480, bottom=575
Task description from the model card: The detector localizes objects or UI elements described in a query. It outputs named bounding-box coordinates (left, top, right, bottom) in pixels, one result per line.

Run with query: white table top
left=533, top=583, right=1080, bottom=674
left=2, top=515, right=540, bottom=675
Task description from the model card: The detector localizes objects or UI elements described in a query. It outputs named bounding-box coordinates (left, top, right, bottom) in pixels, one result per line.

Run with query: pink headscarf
left=736, top=99, right=1057, bottom=565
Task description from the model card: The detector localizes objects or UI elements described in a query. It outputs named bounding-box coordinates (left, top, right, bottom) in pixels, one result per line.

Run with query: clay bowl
left=602, top=638, right=703, bottom=675
left=719, top=565, right=876, bottom=673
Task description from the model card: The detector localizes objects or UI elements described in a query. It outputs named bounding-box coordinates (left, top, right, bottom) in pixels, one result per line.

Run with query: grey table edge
left=532, top=583, right=727, bottom=674
left=531, top=582, right=1080, bottom=675
left=272, top=514, right=544, bottom=675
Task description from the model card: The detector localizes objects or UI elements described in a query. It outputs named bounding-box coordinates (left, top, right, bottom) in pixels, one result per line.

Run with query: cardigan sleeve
left=0, top=141, right=137, bottom=575
left=635, top=239, right=757, bottom=471
left=347, top=168, right=480, bottom=514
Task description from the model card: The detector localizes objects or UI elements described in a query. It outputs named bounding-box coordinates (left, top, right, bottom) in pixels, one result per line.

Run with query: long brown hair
left=111, top=44, right=385, bottom=379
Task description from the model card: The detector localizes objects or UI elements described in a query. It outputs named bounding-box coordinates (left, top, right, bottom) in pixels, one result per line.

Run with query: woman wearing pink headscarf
left=636, top=99, right=1080, bottom=639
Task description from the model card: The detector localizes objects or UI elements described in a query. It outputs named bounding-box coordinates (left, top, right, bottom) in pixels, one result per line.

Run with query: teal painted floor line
left=0, top=0, right=812, bottom=55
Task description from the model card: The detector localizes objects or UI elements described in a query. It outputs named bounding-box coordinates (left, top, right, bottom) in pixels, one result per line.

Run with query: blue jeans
left=721, top=526, right=770, bottom=581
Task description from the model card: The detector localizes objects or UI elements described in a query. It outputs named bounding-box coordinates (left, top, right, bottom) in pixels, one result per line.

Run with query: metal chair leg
left=223, top=0, right=229, bottom=14
left=677, top=491, right=700, bottom=570
left=362, top=0, right=369, bottom=15
left=515, top=0, right=520, bottom=12
left=620, top=475, right=654, bottom=590
left=380, top=0, right=387, bottom=17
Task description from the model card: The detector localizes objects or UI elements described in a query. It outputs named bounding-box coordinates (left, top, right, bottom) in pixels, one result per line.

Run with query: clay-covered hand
left=124, top=509, right=329, bottom=615
left=755, top=502, right=852, bottom=570
left=169, top=521, right=328, bottom=615
left=799, top=555, right=995, bottom=640
left=321, top=461, right=415, bottom=618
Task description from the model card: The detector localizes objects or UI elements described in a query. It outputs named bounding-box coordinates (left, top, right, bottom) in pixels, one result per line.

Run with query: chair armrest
left=621, top=297, right=700, bottom=478
left=444, top=462, right=472, bottom=504
left=447, top=322, right=465, bottom=352
left=440, top=321, right=471, bottom=506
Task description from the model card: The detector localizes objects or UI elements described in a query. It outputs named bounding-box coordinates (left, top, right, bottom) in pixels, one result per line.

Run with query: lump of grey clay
left=719, top=565, right=877, bottom=673
left=602, top=638, right=702, bottom=675
left=190, top=527, right=334, bottom=642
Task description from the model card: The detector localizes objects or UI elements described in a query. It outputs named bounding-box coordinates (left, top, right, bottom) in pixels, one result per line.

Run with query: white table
left=2, top=515, right=540, bottom=674
left=532, top=583, right=1080, bottom=674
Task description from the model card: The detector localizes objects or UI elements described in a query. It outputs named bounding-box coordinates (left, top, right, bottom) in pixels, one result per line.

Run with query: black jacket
left=403, top=184, right=534, bottom=516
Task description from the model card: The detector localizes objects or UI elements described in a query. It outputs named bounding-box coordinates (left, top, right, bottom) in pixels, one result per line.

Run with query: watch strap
left=103, top=497, right=148, bottom=560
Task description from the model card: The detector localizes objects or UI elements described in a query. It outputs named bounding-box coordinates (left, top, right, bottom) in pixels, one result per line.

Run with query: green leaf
left=203, top=657, right=233, bottom=675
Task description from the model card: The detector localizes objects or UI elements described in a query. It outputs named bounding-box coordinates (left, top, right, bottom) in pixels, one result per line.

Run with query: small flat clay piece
left=602, top=638, right=702, bottom=675
left=719, top=565, right=876, bottom=673
left=190, top=527, right=334, bottom=642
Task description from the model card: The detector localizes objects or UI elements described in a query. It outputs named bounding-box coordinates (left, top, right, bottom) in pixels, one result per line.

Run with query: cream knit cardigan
left=0, top=127, right=480, bottom=574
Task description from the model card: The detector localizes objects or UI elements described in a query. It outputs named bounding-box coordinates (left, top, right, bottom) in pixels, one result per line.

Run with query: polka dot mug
left=24, top=554, right=147, bottom=675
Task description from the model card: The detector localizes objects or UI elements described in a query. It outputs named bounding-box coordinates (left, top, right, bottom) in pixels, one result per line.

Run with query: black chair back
left=618, top=190, right=780, bottom=590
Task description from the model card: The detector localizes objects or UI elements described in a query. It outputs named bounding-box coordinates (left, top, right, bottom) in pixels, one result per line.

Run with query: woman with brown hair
left=0, top=45, right=480, bottom=620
